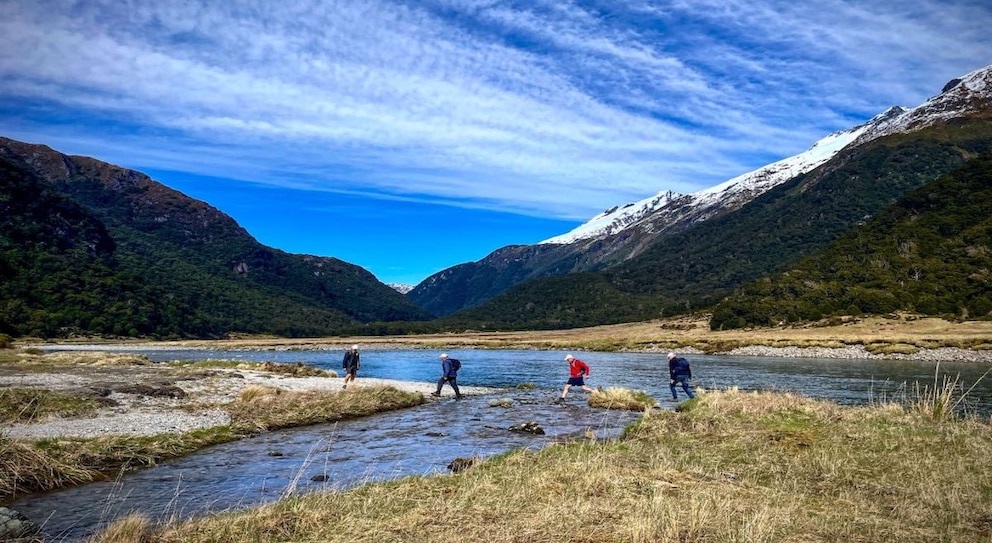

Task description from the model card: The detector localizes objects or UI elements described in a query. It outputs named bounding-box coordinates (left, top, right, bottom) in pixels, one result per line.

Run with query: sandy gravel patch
left=1, top=362, right=499, bottom=440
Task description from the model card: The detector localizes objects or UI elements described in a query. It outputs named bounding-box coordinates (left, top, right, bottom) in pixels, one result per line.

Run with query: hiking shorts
left=567, top=377, right=585, bottom=386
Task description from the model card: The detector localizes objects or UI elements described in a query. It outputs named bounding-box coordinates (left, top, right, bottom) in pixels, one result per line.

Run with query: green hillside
left=711, top=154, right=992, bottom=329
left=0, top=139, right=432, bottom=338
left=440, top=120, right=992, bottom=330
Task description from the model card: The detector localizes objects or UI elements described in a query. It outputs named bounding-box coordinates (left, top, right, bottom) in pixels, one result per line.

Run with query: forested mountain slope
left=710, top=154, right=992, bottom=329
left=439, top=120, right=992, bottom=330
left=0, top=138, right=432, bottom=338
left=413, top=66, right=992, bottom=319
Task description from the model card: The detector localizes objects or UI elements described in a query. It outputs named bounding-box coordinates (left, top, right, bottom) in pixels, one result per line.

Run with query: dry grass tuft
left=904, top=363, right=992, bottom=421
left=0, top=387, right=107, bottom=423
left=86, top=513, right=154, bottom=543
left=40, top=352, right=154, bottom=366
left=588, top=387, right=658, bottom=411
left=227, top=386, right=424, bottom=432
left=0, top=433, right=92, bottom=499
left=238, top=385, right=283, bottom=403
left=865, top=342, right=920, bottom=355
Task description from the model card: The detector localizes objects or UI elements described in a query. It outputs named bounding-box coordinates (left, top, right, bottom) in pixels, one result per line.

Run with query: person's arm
left=581, top=362, right=590, bottom=377
left=442, top=359, right=451, bottom=376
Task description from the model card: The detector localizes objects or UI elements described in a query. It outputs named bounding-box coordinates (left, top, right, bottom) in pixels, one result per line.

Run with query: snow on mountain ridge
left=541, top=190, right=680, bottom=244
left=387, top=282, right=414, bottom=294
left=541, top=121, right=870, bottom=245
left=541, top=64, right=992, bottom=246
left=852, top=64, right=992, bottom=145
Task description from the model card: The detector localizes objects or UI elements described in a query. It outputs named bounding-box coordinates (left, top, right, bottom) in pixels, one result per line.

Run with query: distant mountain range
left=387, top=283, right=415, bottom=294
left=412, top=64, right=992, bottom=328
left=0, top=138, right=432, bottom=338
left=3, top=65, right=990, bottom=339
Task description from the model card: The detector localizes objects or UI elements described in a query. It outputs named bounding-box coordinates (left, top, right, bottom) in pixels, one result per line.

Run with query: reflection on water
left=13, top=347, right=992, bottom=541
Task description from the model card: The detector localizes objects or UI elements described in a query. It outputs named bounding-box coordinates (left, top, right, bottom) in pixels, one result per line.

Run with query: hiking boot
left=430, top=392, right=441, bottom=397
left=455, top=395, right=464, bottom=400
left=553, top=397, right=565, bottom=404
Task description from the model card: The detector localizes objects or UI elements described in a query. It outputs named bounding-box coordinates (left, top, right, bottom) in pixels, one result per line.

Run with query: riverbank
left=0, top=350, right=499, bottom=505
left=27, top=313, right=992, bottom=362
left=93, top=388, right=992, bottom=543
left=1, top=351, right=498, bottom=441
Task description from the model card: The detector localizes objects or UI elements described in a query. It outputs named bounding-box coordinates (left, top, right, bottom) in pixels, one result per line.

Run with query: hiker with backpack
left=668, top=352, right=696, bottom=401
left=342, top=344, right=360, bottom=390
left=431, top=353, right=462, bottom=399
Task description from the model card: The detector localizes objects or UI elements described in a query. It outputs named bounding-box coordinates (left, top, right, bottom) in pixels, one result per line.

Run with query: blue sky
left=1, top=1, right=990, bottom=286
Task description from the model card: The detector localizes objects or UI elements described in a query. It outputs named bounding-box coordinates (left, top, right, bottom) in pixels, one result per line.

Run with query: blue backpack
left=450, top=358, right=461, bottom=371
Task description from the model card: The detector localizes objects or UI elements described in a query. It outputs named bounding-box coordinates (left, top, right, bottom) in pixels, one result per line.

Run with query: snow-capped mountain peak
left=542, top=120, right=872, bottom=245
left=387, top=282, right=414, bottom=294
left=541, top=190, right=680, bottom=244
left=541, top=64, right=992, bottom=247
left=852, top=64, right=992, bottom=145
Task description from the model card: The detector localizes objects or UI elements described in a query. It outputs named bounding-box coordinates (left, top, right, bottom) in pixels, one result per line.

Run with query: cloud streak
left=1, top=0, right=990, bottom=220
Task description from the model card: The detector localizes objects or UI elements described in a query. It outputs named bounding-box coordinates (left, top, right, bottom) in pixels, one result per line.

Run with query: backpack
left=674, top=357, right=690, bottom=375
left=450, top=358, right=461, bottom=371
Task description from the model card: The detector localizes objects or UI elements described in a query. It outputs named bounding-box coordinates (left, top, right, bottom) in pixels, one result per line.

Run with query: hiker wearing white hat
left=555, top=354, right=594, bottom=404
left=342, top=345, right=360, bottom=389
left=431, top=353, right=463, bottom=399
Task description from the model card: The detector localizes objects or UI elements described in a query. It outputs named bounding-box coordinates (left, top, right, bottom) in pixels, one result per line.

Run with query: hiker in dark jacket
left=668, top=352, right=695, bottom=400
left=342, top=345, right=360, bottom=389
left=431, top=353, right=462, bottom=399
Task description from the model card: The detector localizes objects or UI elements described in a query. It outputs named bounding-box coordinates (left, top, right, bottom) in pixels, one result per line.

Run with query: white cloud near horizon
left=0, top=0, right=990, bottom=220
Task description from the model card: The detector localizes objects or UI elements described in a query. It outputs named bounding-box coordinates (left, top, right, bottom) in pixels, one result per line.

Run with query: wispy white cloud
left=0, top=0, right=989, bottom=220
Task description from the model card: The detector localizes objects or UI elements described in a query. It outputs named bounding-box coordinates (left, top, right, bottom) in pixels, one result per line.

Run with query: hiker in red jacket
left=555, top=354, right=594, bottom=404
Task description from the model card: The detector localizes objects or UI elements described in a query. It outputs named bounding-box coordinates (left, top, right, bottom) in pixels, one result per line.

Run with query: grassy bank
left=0, top=386, right=424, bottom=503
left=92, top=388, right=992, bottom=543
left=44, top=313, right=992, bottom=355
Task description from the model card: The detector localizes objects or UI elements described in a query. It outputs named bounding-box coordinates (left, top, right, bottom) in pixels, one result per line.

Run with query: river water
left=10, top=347, right=992, bottom=541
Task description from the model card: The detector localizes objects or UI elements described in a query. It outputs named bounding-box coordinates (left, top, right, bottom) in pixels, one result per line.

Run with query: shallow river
left=11, top=348, right=992, bottom=541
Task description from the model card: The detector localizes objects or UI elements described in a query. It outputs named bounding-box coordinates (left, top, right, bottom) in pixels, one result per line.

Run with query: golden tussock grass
left=0, top=387, right=107, bottom=423
left=113, top=388, right=992, bottom=543
left=40, top=351, right=155, bottom=366
left=587, top=387, right=658, bottom=411
left=86, top=513, right=154, bottom=543
left=86, top=313, right=992, bottom=354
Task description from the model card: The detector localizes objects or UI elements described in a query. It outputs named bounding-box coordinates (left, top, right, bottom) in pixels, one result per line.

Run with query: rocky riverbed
left=1, top=352, right=497, bottom=440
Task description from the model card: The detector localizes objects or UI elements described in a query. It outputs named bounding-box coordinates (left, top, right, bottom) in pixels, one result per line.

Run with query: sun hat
left=440, top=353, right=448, bottom=359
left=352, top=345, right=359, bottom=350
left=565, top=354, right=574, bottom=361
left=667, top=352, right=676, bottom=359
